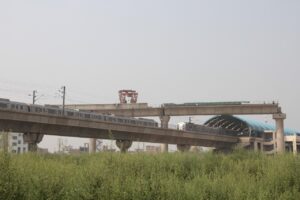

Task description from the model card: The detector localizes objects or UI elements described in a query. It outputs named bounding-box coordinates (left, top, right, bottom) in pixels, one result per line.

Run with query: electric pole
left=61, top=86, right=66, bottom=115
left=32, top=90, right=37, bottom=104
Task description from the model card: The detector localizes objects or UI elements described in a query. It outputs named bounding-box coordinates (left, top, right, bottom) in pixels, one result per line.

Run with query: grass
left=0, top=150, right=299, bottom=200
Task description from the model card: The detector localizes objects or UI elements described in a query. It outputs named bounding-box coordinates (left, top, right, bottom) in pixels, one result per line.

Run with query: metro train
left=0, top=98, right=158, bottom=127
left=177, top=122, right=238, bottom=136
left=162, top=101, right=251, bottom=107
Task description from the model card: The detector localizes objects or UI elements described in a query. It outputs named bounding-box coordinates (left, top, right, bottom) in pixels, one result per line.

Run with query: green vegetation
left=0, top=150, right=299, bottom=200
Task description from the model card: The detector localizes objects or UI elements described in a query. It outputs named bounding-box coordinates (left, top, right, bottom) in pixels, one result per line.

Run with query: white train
left=177, top=122, right=237, bottom=136
left=0, top=98, right=158, bottom=128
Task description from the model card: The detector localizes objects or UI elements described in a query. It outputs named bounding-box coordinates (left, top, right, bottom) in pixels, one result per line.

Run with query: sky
left=0, top=1, right=299, bottom=152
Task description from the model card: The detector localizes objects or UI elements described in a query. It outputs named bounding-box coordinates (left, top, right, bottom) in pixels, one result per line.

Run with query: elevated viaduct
left=0, top=109, right=238, bottom=152
left=65, top=102, right=286, bottom=153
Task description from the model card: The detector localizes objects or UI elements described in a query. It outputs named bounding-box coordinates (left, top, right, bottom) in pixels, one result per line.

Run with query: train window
left=20, top=106, right=23, bottom=110
left=48, top=109, right=57, bottom=114
left=84, top=114, right=90, bottom=118
left=35, top=108, right=42, bottom=112
left=0, top=103, right=8, bottom=108
left=67, top=112, right=74, bottom=117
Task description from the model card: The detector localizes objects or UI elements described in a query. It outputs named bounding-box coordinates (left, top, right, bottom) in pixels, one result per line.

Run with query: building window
left=12, top=150, right=17, bottom=153
left=12, top=136, right=18, bottom=140
left=18, top=140, right=21, bottom=144
left=18, top=147, right=21, bottom=153
left=12, top=142, right=17, bottom=146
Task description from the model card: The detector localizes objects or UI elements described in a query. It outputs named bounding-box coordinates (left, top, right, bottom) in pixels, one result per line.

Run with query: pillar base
left=89, top=138, right=97, bottom=153
left=23, top=133, right=44, bottom=152
left=177, top=144, right=191, bottom=152
left=116, top=139, right=132, bottom=153
left=190, top=146, right=198, bottom=152
left=161, top=143, right=168, bottom=152
left=160, top=115, right=170, bottom=153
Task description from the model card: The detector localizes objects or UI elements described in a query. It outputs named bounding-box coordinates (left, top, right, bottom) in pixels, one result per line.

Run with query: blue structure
left=204, top=115, right=300, bottom=137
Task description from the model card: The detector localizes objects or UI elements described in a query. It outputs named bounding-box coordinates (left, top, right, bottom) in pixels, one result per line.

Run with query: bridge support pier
left=23, top=133, right=44, bottom=152
left=177, top=144, right=191, bottom=152
left=116, top=139, right=132, bottom=153
left=273, top=113, right=286, bottom=154
left=89, top=138, right=97, bottom=153
left=190, top=146, right=198, bottom=152
left=160, top=115, right=170, bottom=152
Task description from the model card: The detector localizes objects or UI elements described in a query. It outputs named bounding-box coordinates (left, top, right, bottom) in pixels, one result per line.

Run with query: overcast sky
left=0, top=1, right=299, bottom=151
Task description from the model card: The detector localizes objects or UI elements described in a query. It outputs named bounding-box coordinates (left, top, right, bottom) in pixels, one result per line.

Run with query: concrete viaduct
left=0, top=109, right=238, bottom=152
left=65, top=102, right=286, bottom=153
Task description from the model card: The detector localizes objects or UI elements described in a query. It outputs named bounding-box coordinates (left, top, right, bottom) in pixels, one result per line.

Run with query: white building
left=0, top=132, right=28, bottom=153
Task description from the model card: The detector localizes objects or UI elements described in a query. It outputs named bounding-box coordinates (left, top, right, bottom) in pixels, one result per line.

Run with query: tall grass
left=0, top=150, right=299, bottom=200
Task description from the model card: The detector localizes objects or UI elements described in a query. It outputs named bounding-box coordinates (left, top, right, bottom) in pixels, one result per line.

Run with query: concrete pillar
left=273, top=131, right=276, bottom=152
left=23, top=133, right=44, bottom=152
left=254, top=141, right=258, bottom=152
left=292, top=136, right=297, bottom=155
left=177, top=144, right=191, bottom=152
left=273, top=113, right=286, bottom=154
left=116, top=139, right=132, bottom=153
left=190, top=146, right=198, bottom=152
left=89, top=138, right=97, bottom=153
left=160, top=115, right=170, bottom=152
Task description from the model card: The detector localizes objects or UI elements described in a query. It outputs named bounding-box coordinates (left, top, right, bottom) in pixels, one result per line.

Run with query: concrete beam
left=74, top=104, right=280, bottom=117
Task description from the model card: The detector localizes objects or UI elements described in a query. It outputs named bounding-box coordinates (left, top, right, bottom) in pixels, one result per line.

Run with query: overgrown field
left=0, top=151, right=299, bottom=200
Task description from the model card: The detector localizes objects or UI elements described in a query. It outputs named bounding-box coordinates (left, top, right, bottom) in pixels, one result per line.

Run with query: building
left=0, top=132, right=28, bottom=153
left=204, top=115, right=300, bottom=154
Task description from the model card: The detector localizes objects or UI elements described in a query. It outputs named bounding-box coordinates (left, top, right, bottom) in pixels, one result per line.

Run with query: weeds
left=0, top=150, right=299, bottom=200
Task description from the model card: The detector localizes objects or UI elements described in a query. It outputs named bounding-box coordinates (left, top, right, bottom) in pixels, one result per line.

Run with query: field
left=0, top=151, right=299, bottom=200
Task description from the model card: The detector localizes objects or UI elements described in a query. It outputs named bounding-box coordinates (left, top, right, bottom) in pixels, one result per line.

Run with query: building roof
left=204, top=115, right=299, bottom=137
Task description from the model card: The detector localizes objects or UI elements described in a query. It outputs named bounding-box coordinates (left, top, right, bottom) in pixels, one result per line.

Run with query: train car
left=137, top=118, right=158, bottom=127
left=10, top=101, right=29, bottom=112
left=177, top=122, right=237, bottom=136
left=64, top=109, right=79, bottom=118
left=44, top=105, right=62, bottom=116
left=0, top=97, right=159, bottom=128
left=163, top=101, right=251, bottom=107
left=0, top=98, right=10, bottom=110
left=29, top=104, right=46, bottom=114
